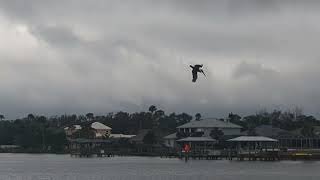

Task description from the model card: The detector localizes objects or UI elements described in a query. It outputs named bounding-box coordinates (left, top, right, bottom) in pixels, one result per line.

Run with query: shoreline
left=2, top=152, right=320, bottom=162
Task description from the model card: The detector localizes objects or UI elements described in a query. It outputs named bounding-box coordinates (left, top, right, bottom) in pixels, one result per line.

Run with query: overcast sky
left=0, top=0, right=320, bottom=119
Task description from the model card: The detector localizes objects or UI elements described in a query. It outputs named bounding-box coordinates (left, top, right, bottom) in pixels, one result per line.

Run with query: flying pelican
left=190, top=64, right=206, bottom=82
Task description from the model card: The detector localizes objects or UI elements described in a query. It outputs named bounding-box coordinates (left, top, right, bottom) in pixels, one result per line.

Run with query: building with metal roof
left=110, top=134, right=136, bottom=139
left=64, top=125, right=82, bottom=137
left=129, top=129, right=150, bottom=144
left=242, top=125, right=291, bottom=137
left=91, top=122, right=112, bottom=130
left=177, top=118, right=242, bottom=137
left=163, top=133, right=177, bottom=140
left=176, top=137, right=217, bottom=155
left=176, top=137, right=216, bottom=142
left=227, top=136, right=279, bottom=155
left=163, top=133, right=177, bottom=148
left=91, top=122, right=112, bottom=138
left=227, top=136, right=278, bottom=142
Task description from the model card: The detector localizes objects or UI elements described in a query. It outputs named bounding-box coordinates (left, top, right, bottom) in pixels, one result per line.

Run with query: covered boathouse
left=176, top=137, right=218, bottom=158
left=227, top=136, right=279, bottom=160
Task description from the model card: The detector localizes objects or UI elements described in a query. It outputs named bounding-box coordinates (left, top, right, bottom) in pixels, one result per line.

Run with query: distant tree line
left=228, top=109, right=320, bottom=136
left=0, top=106, right=319, bottom=151
left=0, top=106, right=194, bottom=151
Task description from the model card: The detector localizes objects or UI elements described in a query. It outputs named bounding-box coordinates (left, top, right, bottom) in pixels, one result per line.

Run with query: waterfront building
left=110, top=134, right=136, bottom=139
left=129, top=129, right=151, bottom=144
left=243, top=125, right=291, bottom=137
left=91, top=122, right=112, bottom=138
left=64, top=125, right=82, bottom=137
left=163, top=133, right=177, bottom=148
left=163, top=118, right=242, bottom=150
left=176, top=137, right=217, bottom=155
left=245, top=125, right=320, bottom=149
left=176, top=118, right=242, bottom=137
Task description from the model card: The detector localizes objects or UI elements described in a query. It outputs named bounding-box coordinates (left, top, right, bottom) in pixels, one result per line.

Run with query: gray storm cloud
left=0, top=0, right=320, bottom=119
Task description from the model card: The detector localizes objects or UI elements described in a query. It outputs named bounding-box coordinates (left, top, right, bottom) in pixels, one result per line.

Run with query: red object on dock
left=184, top=144, right=190, bottom=153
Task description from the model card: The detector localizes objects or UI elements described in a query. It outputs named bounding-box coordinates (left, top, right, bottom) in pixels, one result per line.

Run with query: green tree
left=86, top=113, right=94, bottom=121
left=195, top=113, right=201, bottom=121
left=228, top=113, right=247, bottom=129
left=45, top=128, right=67, bottom=152
left=0, top=120, right=14, bottom=144
left=301, top=124, right=315, bottom=137
left=113, top=111, right=131, bottom=133
left=79, top=123, right=95, bottom=139
left=143, top=131, right=156, bottom=144
left=210, top=127, right=224, bottom=140
left=0, top=114, right=4, bottom=121
left=148, top=105, right=157, bottom=114
left=27, top=114, right=35, bottom=121
left=176, top=113, right=192, bottom=126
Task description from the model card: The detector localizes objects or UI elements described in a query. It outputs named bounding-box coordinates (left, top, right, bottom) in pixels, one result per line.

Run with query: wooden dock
left=164, top=149, right=320, bottom=161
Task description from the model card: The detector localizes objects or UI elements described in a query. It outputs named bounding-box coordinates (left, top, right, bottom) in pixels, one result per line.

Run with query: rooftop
left=242, top=125, right=291, bottom=137
left=227, top=136, right=278, bottom=142
left=91, top=122, right=112, bottom=130
left=68, top=138, right=111, bottom=143
left=177, top=118, right=242, bottom=129
left=163, top=133, right=177, bottom=139
left=290, top=125, right=320, bottom=137
left=130, top=129, right=150, bottom=143
left=110, top=134, right=136, bottom=138
left=176, top=137, right=216, bottom=142
left=64, top=125, right=82, bottom=130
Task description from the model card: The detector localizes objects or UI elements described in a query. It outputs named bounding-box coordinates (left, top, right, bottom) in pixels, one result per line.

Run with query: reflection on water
left=0, top=154, right=319, bottom=180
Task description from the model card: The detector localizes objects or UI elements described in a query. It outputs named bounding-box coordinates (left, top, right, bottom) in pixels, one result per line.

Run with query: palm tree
left=0, top=114, right=4, bottom=121
left=149, top=105, right=158, bottom=129
left=148, top=105, right=157, bottom=114
left=27, top=114, right=35, bottom=121
left=195, top=113, right=201, bottom=121
left=86, top=113, right=94, bottom=121
left=177, top=113, right=193, bottom=125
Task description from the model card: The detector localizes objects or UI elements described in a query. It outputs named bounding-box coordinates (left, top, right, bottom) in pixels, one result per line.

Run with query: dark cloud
left=0, top=1, right=320, bottom=118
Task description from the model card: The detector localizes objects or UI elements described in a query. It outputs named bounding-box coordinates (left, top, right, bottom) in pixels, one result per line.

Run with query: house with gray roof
left=163, top=133, right=177, bottom=148
left=242, top=125, right=291, bottom=137
left=177, top=118, right=242, bottom=137
left=162, top=118, right=242, bottom=148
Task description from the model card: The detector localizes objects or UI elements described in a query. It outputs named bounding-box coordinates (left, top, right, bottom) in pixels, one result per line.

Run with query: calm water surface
left=0, top=154, right=319, bottom=180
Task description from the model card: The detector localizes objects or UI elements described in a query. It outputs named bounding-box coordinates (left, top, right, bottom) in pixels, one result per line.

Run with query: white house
left=177, top=118, right=242, bottom=137
left=91, top=122, right=112, bottom=138
left=64, top=125, right=82, bottom=137
left=163, top=118, right=242, bottom=148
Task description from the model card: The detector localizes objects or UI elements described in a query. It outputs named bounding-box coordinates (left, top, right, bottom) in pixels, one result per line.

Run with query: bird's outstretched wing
left=194, top=64, right=203, bottom=69
left=200, top=70, right=206, bottom=77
